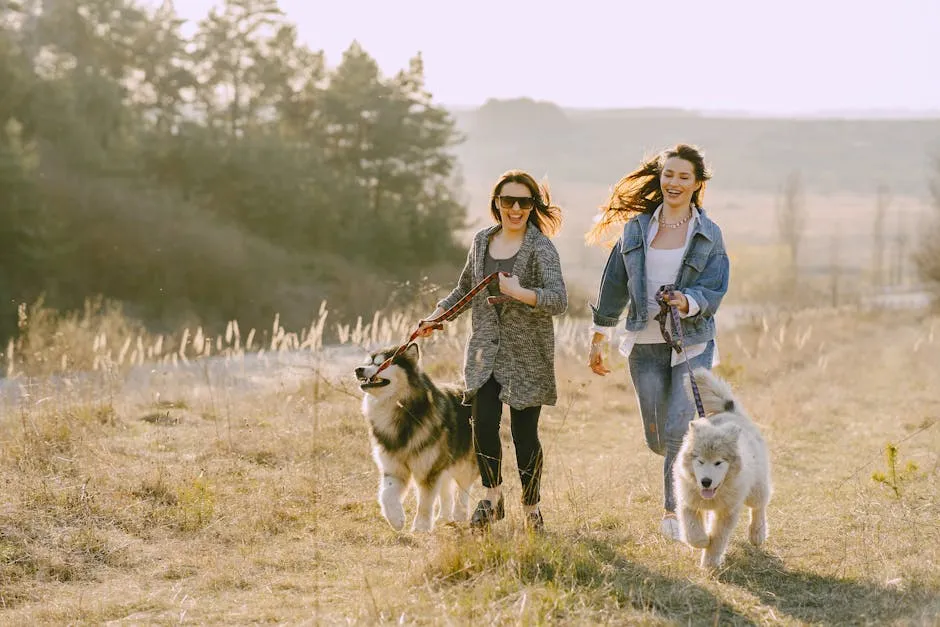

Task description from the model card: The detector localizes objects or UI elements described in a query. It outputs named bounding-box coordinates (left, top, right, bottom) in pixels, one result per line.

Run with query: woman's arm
left=530, top=242, right=568, bottom=315
left=682, top=250, right=730, bottom=318
left=436, top=241, right=476, bottom=312
left=417, top=240, right=476, bottom=336
left=590, top=238, right=630, bottom=329
left=497, top=240, right=567, bottom=314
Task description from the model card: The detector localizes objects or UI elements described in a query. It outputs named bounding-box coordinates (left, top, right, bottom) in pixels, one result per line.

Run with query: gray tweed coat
left=437, top=222, right=568, bottom=408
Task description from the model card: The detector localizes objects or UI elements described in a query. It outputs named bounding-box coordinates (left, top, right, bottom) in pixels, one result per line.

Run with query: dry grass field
left=0, top=288, right=937, bottom=624
left=0, top=187, right=937, bottom=624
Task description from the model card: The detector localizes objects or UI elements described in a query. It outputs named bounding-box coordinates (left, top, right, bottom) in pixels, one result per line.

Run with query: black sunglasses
left=496, top=195, right=537, bottom=210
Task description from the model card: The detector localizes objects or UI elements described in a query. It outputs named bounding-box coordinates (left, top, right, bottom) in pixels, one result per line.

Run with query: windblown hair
left=489, top=170, right=563, bottom=237
left=586, top=143, right=712, bottom=245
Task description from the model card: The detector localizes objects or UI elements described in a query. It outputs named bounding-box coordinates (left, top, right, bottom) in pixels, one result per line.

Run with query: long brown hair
left=586, top=143, right=712, bottom=245
left=490, top=170, right=563, bottom=237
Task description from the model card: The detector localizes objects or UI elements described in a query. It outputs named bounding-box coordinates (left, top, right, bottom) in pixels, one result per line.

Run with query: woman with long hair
left=586, top=144, right=730, bottom=540
left=418, top=170, right=568, bottom=532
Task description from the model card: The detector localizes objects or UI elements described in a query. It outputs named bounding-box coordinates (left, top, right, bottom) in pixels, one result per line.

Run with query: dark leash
left=654, top=283, right=707, bottom=420
left=367, top=272, right=513, bottom=382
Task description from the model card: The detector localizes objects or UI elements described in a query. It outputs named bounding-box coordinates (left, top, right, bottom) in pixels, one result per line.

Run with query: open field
left=3, top=8, right=939, bottom=623
left=0, top=152, right=936, bottom=625
left=0, top=300, right=937, bottom=625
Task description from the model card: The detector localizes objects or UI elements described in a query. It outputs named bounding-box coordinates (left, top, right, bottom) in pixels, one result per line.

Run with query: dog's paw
left=411, top=516, right=433, bottom=533
left=684, top=528, right=710, bottom=549
left=700, top=550, right=725, bottom=571
left=441, top=507, right=468, bottom=523
left=380, top=498, right=406, bottom=531
left=749, top=520, right=767, bottom=546
left=383, top=510, right=406, bottom=531
left=679, top=512, right=710, bottom=548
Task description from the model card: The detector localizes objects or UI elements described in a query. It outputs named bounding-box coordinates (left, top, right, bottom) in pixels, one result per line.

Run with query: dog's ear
left=404, top=342, right=420, bottom=362
left=688, top=419, right=706, bottom=438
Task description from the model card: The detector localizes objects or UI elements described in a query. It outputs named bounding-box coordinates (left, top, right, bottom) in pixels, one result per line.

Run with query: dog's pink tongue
left=701, top=487, right=716, bottom=499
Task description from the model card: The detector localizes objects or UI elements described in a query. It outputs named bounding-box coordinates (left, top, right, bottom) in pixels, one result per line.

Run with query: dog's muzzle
left=358, top=377, right=389, bottom=390
left=355, top=366, right=390, bottom=390
left=699, top=478, right=718, bottom=499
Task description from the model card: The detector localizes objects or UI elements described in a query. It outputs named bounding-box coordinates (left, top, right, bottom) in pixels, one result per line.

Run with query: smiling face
left=493, top=181, right=535, bottom=235
left=660, top=156, right=701, bottom=211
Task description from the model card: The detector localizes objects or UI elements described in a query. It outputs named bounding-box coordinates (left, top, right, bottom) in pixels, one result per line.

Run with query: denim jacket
left=590, top=208, right=730, bottom=347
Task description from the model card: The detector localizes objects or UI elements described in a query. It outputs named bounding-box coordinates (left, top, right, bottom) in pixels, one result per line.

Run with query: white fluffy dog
left=674, top=367, right=772, bottom=570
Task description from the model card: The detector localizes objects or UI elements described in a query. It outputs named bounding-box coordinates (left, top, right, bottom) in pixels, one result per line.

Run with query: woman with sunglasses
left=416, top=170, right=568, bottom=532
left=585, top=144, right=730, bottom=541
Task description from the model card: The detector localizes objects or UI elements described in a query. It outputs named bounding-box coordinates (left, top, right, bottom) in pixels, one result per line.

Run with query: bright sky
left=172, top=0, right=940, bottom=116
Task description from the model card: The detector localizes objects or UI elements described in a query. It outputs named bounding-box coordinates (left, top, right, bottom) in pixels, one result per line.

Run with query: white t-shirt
left=635, top=245, right=686, bottom=344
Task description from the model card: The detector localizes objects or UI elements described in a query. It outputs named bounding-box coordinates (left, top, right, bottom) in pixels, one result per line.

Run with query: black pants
left=472, top=375, right=543, bottom=506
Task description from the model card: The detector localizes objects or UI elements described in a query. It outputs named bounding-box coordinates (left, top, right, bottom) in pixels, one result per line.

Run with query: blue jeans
left=628, top=340, right=715, bottom=513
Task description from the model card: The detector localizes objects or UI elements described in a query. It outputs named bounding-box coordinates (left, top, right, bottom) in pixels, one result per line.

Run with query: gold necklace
left=659, top=211, right=693, bottom=229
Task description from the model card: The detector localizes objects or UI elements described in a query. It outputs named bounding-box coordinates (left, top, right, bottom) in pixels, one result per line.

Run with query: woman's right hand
left=589, top=342, right=610, bottom=376
left=415, top=308, right=446, bottom=338
left=415, top=319, right=442, bottom=338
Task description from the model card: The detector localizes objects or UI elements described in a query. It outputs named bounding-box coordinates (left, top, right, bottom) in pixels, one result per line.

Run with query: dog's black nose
left=354, top=367, right=365, bottom=377
left=701, top=478, right=712, bottom=488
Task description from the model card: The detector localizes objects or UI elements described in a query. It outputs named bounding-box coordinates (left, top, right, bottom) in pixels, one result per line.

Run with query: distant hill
left=449, top=99, right=940, bottom=199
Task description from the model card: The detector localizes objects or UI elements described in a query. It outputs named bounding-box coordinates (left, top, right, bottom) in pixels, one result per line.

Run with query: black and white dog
left=354, top=343, right=479, bottom=532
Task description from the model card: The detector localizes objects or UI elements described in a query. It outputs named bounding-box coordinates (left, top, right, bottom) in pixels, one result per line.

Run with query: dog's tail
left=685, top=367, right=738, bottom=415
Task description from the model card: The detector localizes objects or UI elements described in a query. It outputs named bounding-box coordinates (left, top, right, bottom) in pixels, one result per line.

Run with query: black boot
left=469, top=495, right=505, bottom=530
left=524, top=508, right=544, bottom=533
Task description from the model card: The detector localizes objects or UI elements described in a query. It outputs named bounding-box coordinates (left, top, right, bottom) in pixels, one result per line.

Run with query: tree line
left=0, top=0, right=467, bottom=342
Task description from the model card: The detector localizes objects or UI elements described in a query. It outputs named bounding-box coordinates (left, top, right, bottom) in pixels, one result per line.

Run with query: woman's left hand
left=664, top=289, right=689, bottom=314
left=498, top=272, right=523, bottom=299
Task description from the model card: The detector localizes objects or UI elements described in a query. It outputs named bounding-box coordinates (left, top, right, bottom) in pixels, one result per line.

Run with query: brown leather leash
left=655, top=283, right=707, bottom=420
left=367, top=272, right=512, bottom=382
